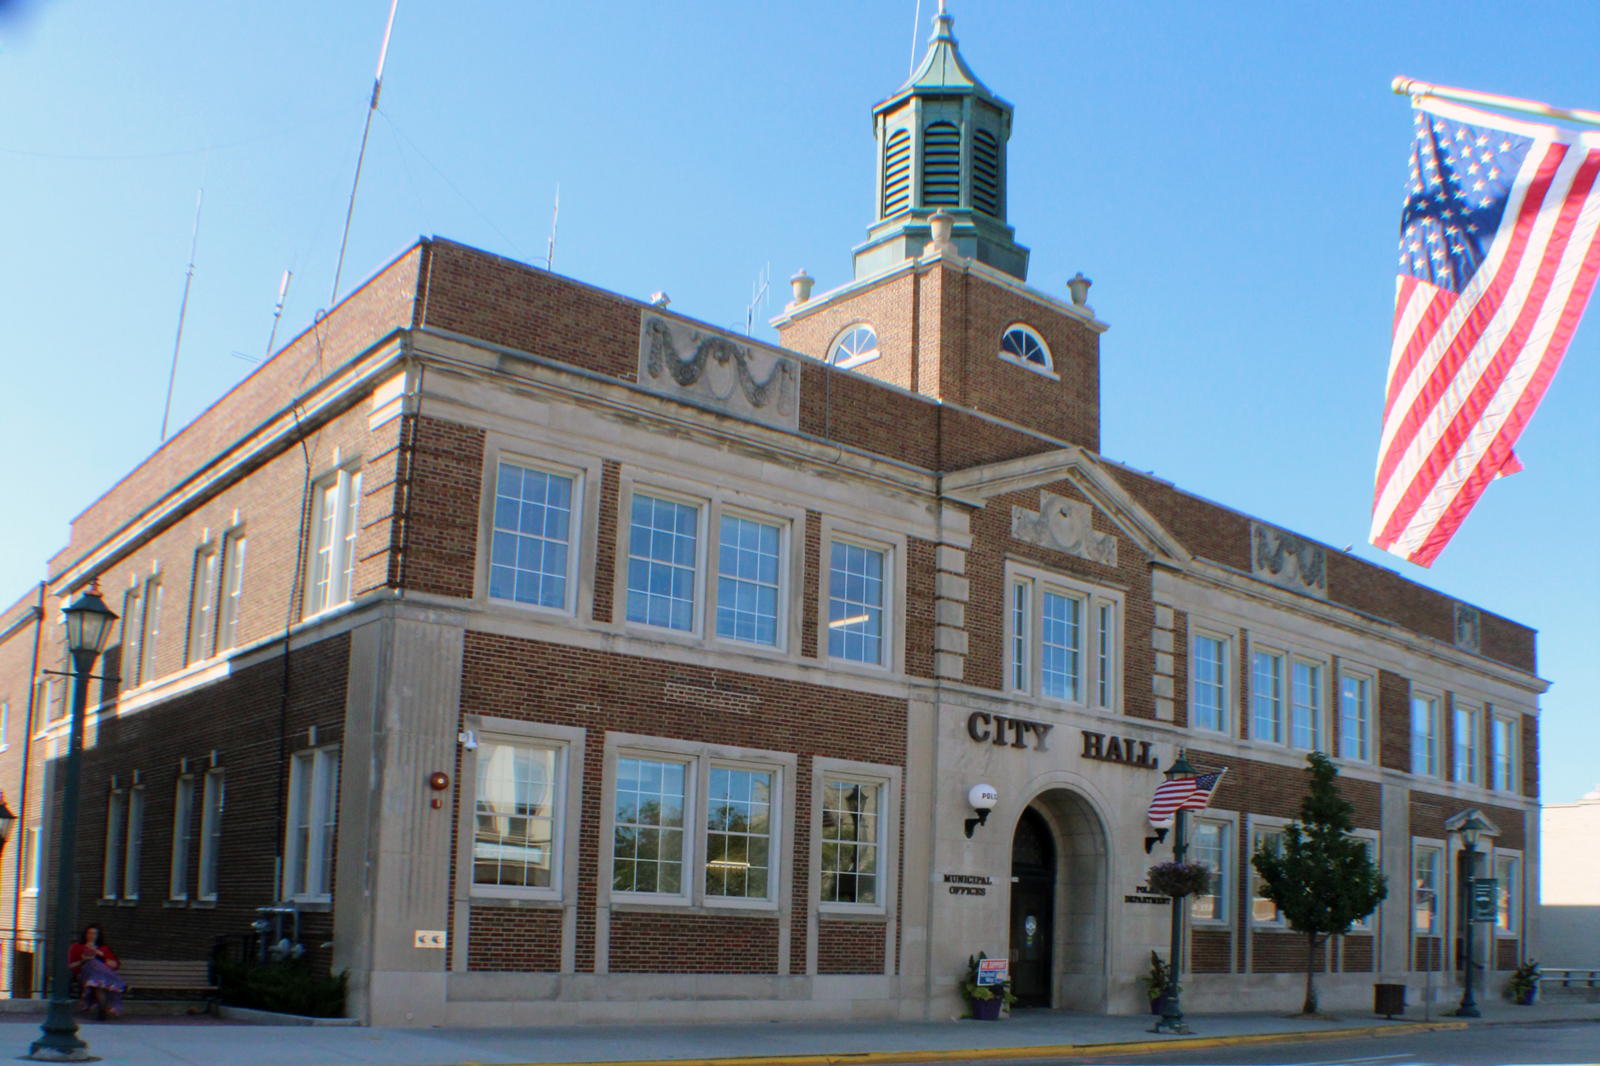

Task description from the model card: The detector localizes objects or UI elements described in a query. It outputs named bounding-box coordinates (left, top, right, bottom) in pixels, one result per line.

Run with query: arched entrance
left=1009, top=788, right=1110, bottom=1011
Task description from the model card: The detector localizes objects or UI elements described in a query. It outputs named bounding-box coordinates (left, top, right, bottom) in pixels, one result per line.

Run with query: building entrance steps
left=0, top=999, right=1594, bottom=1066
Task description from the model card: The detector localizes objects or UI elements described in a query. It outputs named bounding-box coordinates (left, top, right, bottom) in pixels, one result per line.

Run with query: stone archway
left=1016, top=788, right=1110, bottom=1011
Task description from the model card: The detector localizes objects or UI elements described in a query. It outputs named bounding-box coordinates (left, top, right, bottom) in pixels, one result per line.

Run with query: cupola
left=853, top=1, right=1030, bottom=281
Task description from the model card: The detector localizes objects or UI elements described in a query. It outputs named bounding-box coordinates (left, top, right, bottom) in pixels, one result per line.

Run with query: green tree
left=1252, top=752, right=1388, bottom=1014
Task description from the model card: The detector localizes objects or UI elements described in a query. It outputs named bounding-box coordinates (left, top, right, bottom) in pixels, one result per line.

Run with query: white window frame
left=1248, top=815, right=1292, bottom=928
left=218, top=528, right=247, bottom=653
left=138, top=576, right=162, bottom=687
left=1189, top=627, right=1233, bottom=735
left=1188, top=814, right=1235, bottom=927
left=1490, top=712, right=1518, bottom=792
left=1412, top=837, right=1445, bottom=936
left=1288, top=658, right=1327, bottom=752
left=484, top=454, right=586, bottom=617
left=1339, top=668, right=1375, bottom=765
left=198, top=768, right=224, bottom=901
left=812, top=758, right=901, bottom=918
left=124, top=785, right=144, bottom=901
left=599, top=732, right=794, bottom=915
left=1250, top=646, right=1287, bottom=745
left=820, top=518, right=905, bottom=675
left=1453, top=701, right=1482, bottom=787
left=1411, top=690, right=1441, bottom=778
left=0, top=700, right=8, bottom=752
left=1493, top=848, right=1521, bottom=938
left=828, top=322, right=880, bottom=369
left=170, top=774, right=195, bottom=901
left=304, top=467, right=362, bottom=618
left=467, top=732, right=570, bottom=902
left=998, top=323, right=1058, bottom=379
left=711, top=505, right=792, bottom=654
left=188, top=545, right=220, bottom=665
left=21, top=826, right=40, bottom=896
left=1348, top=829, right=1381, bottom=932
left=1004, top=560, right=1123, bottom=713
left=283, top=746, right=340, bottom=903
left=622, top=485, right=708, bottom=637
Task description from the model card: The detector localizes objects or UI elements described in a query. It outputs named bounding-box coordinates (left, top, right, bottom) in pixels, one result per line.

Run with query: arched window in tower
left=973, top=128, right=1000, bottom=216
left=829, top=324, right=880, bottom=370
left=1000, top=325, right=1052, bottom=373
left=922, top=122, right=961, bottom=207
left=882, top=128, right=912, bottom=219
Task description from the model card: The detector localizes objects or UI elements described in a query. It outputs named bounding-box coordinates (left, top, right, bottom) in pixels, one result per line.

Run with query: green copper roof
left=873, top=3, right=1011, bottom=117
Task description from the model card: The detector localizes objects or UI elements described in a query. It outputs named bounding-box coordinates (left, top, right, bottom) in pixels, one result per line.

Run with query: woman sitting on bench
left=69, top=925, right=126, bottom=1019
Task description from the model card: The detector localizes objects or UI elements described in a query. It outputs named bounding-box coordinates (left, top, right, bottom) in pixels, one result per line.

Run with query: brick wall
left=1191, top=928, right=1231, bottom=973
left=905, top=537, right=937, bottom=679
left=1193, top=749, right=1380, bottom=830
left=1342, top=934, right=1374, bottom=971
left=1379, top=670, right=1411, bottom=773
left=609, top=912, right=779, bottom=974
left=1409, top=791, right=1525, bottom=850
left=399, top=416, right=485, bottom=598
left=467, top=906, right=562, bottom=972
left=817, top=921, right=886, bottom=974
left=1252, top=930, right=1324, bottom=974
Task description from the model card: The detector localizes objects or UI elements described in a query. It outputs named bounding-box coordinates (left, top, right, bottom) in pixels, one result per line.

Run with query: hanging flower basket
left=1146, top=861, right=1212, bottom=899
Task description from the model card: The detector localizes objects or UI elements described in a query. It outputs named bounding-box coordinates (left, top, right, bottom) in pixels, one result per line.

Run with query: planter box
left=970, top=997, right=1003, bottom=1021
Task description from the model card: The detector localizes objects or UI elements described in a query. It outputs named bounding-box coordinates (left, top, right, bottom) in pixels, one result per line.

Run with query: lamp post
left=1455, top=814, right=1490, bottom=1019
left=29, top=588, right=116, bottom=1062
left=1155, top=750, right=1195, bottom=1034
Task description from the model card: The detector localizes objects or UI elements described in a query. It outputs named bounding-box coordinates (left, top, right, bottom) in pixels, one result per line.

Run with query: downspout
left=8, top=582, right=45, bottom=989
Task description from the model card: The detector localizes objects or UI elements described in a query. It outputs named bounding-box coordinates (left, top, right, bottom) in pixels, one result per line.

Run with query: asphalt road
left=938, top=1022, right=1600, bottom=1066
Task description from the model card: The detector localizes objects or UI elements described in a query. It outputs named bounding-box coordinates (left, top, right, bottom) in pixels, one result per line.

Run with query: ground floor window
left=475, top=740, right=560, bottom=890
left=1190, top=820, right=1228, bottom=922
left=705, top=767, right=772, bottom=899
left=612, top=756, right=688, bottom=895
left=285, top=747, right=340, bottom=901
left=819, top=779, right=880, bottom=906
left=1413, top=842, right=1441, bottom=935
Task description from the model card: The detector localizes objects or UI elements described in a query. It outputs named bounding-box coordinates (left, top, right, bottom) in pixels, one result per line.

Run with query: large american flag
left=1147, top=769, right=1225, bottom=829
left=1371, top=98, right=1600, bottom=567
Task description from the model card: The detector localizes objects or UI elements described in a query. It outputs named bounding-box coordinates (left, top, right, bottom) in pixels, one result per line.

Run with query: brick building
left=0, top=6, right=1543, bottom=1025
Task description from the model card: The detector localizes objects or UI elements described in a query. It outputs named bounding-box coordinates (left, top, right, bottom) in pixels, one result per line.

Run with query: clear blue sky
left=1, top=2, right=1594, bottom=801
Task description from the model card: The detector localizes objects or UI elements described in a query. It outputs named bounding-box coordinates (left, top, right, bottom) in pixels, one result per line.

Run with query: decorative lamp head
left=62, top=586, right=118, bottom=657
left=964, top=783, right=998, bottom=838
left=1163, top=749, right=1195, bottom=782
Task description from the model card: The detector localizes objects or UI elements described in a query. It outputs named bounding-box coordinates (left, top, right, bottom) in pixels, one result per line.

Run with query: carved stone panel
left=637, top=313, right=799, bottom=431
left=1250, top=522, right=1327, bottom=599
left=1454, top=603, right=1481, bottom=653
left=1011, top=492, right=1117, bottom=568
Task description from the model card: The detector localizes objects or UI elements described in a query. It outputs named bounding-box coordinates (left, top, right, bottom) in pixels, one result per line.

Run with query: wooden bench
left=115, top=959, right=217, bottom=997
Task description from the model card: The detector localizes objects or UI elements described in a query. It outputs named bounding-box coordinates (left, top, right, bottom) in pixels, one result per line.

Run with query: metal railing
left=1539, top=968, right=1600, bottom=991
left=0, top=931, right=50, bottom=999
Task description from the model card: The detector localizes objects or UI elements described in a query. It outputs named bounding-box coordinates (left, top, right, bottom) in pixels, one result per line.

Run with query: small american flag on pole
left=1147, top=769, right=1226, bottom=829
left=1372, top=97, right=1600, bottom=567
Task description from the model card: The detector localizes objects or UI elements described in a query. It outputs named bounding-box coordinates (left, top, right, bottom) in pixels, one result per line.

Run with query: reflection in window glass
left=490, top=463, right=574, bottom=609
left=820, top=781, right=879, bottom=905
left=1193, top=635, right=1226, bottom=732
left=1190, top=822, right=1226, bottom=921
left=830, top=325, right=880, bottom=368
left=1412, top=697, right=1439, bottom=777
left=1495, top=854, right=1519, bottom=932
left=1041, top=591, right=1081, bottom=701
left=475, top=742, right=557, bottom=888
left=627, top=495, right=698, bottom=631
left=1252, top=829, right=1284, bottom=922
left=705, top=767, right=772, bottom=899
left=1491, top=716, right=1516, bottom=791
left=1253, top=652, right=1284, bottom=743
left=1292, top=663, right=1321, bottom=750
left=717, top=516, right=780, bottom=646
left=1413, top=845, right=1440, bottom=934
left=612, top=758, right=686, bottom=894
left=828, top=542, right=884, bottom=664
left=1341, top=676, right=1371, bottom=761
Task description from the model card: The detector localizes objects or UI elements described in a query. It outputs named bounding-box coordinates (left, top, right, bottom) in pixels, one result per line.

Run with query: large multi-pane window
left=1454, top=705, right=1481, bottom=785
left=169, top=776, right=195, bottom=900
left=828, top=541, right=886, bottom=665
left=307, top=470, right=362, bottom=616
left=1491, top=715, right=1517, bottom=792
left=1190, top=821, right=1228, bottom=921
left=1252, top=651, right=1285, bottom=743
left=716, top=516, right=781, bottom=646
left=705, top=767, right=772, bottom=900
left=820, top=780, right=879, bottom=906
left=612, top=757, right=687, bottom=895
left=627, top=494, right=699, bottom=632
left=1291, top=663, right=1322, bottom=751
left=198, top=770, right=225, bottom=901
left=1008, top=571, right=1117, bottom=708
left=490, top=462, right=575, bottom=610
left=188, top=549, right=219, bottom=664
left=474, top=741, right=559, bottom=890
left=1040, top=590, right=1082, bottom=701
left=1412, top=695, right=1439, bottom=777
left=1251, top=828, right=1284, bottom=923
left=1192, top=634, right=1227, bottom=733
left=1413, top=844, right=1441, bottom=934
left=1341, top=675, right=1372, bottom=762
left=285, top=747, right=340, bottom=900
left=1495, top=853, right=1520, bottom=933
left=218, top=532, right=247, bottom=651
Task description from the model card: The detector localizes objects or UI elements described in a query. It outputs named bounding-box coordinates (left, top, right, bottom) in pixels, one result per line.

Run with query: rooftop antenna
left=909, top=0, right=922, bottom=76
left=546, top=183, right=560, bottom=271
left=745, top=262, right=770, bottom=337
left=331, top=0, right=400, bottom=307
left=264, top=270, right=294, bottom=361
left=160, top=187, right=204, bottom=443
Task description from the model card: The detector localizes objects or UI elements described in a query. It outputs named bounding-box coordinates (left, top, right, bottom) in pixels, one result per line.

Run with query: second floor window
left=1341, top=675, right=1372, bottom=762
left=490, top=462, right=575, bottom=610
left=189, top=548, right=219, bottom=663
left=1491, top=714, right=1517, bottom=791
left=1291, top=663, right=1323, bottom=751
left=1008, top=570, right=1118, bottom=709
left=1192, top=634, right=1227, bottom=733
left=829, top=541, right=886, bottom=665
left=307, top=470, right=362, bottom=616
left=137, top=578, right=162, bottom=686
left=716, top=515, right=781, bottom=647
left=218, top=532, right=247, bottom=651
left=1412, top=695, right=1439, bottom=777
left=627, top=494, right=699, bottom=632
left=1454, top=705, right=1481, bottom=785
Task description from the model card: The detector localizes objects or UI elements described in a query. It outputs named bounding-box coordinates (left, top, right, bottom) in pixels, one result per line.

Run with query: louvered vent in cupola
left=973, top=128, right=1000, bottom=216
left=922, top=122, right=960, bottom=207
left=882, top=128, right=912, bottom=218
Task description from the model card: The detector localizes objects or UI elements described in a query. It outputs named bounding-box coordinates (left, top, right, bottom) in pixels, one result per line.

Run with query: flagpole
left=1392, top=76, right=1600, bottom=130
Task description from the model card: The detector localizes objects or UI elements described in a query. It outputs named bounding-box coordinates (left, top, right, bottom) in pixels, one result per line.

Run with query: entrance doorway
left=1010, top=806, right=1056, bottom=1007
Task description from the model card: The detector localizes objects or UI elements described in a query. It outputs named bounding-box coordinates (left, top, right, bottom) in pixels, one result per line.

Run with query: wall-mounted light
left=428, top=771, right=450, bottom=809
left=965, top=783, right=998, bottom=838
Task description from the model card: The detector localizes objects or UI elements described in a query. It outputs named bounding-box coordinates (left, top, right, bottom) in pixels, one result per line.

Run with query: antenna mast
left=160, top=188, right=204, bottom=443
left=745, top=262, right=770, bottom=337
left=331, top=0, right=400, bottom=307
left=909, top=0, right=922, bottom=76
left=546, top=184, right=560, bottom=271
left=264, top=270, right=294, bottom=361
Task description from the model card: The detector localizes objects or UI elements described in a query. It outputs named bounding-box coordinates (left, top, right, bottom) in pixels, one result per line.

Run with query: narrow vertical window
left=489, top=462, right=575, bottom=610
left=1193, top=635, right=1226, bottom=732
left=22, top=827, right=40, bottom=894
left=122, top=588, right=142, bottom=685
left=124, top=786, right=144, bottom=901
left=612, top=757, right=687, bottom=895
left=1495, top=854, right=1519, bottom=933
left=1412, top=696, right=1438, bottom=777
left=1252, top=651, right=1284, bottom=743
left=319, top=753, right=339, bottom=897
left=705, top=767, right=773, bottom=900
left=170, top=776, right=195, bottom=900
left=290, top=752, right=314, bottom=897
left=189, top=549, right=219, bottom=664
left=218, top=533, right=247, bottom=651
left=307, top=471, right=361, bottom=616
left=716, top=515, right=781, bottom=646
left=1010, top=582, right=1028, bottom=692
left=626, top=494, right=700, bottom=632
left=474, top=741, right=559, bottom=889
left=1040, top=591, right=1081, bottom=701
left=1097, top=602, right=1114, bottom=709
left=139, top=579, right=162, bottom=685
left=1190, top=822, right=1226, bottom=921
left=198, top=770, right=225, bottom=900
left=1291, top=663, right=1321, bottom=750
left=0, top=700, right=8, bottom=750
left=285, top=748, right=340, bottom=900
left=1453, top=705, right=1480, bottom=785
left=1413, top=845, right=1440, bottom=933
left=340, top=472, right=362, bottom=601
left=1341, top=676, right=1371, bottom=762
left=820, top=780, right=879, bottom=905
left=828, top=541, right=886, bottom=665
left=1491, top=716, right=1516, bottom=791
left=103, top=791, right=126, bottom=899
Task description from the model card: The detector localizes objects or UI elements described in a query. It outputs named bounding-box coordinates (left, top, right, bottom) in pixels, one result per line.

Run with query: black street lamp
left=29, top=587, right=116, bottom=1062
left=1154, top=750, right=1195, bottom=1035
left=1454, top=812, right=1492, bottom=1019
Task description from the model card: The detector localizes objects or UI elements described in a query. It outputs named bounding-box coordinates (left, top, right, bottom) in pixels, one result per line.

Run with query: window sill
left=164, top=899, right=189, bottom=909
left=998, top=353, right=1060, bottom=380
left=469, top=894, right=564, bottom=910
left=191, top=899, right=218, bottom=909
left=609, top=899, right=780, bottom=918
left=817, top=908, right=889, bottom=922
left=282, top=899, right=332, bottom=913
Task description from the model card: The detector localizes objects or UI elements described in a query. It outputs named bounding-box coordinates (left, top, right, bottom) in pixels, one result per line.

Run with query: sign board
left=976, top=958, right=1009, bottom=987
left=1470, top=877, right=1499, bottom=924
left=414, top=930, right=447, bottom=949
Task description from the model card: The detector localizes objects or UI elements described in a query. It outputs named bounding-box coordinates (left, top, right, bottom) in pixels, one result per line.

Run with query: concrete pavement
left=0, top=997, right=1592, bottom=1065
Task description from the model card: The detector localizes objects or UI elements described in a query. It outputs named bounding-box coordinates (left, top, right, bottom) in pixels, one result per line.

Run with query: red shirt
left=67, top=943, right=118, bottom=973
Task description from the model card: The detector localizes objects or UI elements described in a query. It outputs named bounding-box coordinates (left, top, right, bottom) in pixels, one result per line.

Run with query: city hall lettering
left=967, top=711, right=1054, bottom=750
left=1079, top=730, right=1159, bottom=770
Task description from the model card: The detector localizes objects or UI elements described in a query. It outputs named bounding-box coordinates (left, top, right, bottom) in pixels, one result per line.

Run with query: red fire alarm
left=428, top=771, right=450, bottom=808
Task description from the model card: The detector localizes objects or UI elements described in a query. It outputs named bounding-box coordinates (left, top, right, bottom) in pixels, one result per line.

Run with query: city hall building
left=0, top=8, right=1543, bottom=1026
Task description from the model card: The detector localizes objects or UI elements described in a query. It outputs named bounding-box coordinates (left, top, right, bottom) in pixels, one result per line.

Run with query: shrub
left=214, top=957, right=348, bottom=1018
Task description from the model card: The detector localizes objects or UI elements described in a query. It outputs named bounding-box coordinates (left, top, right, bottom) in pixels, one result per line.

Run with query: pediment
left=940, top=448, right=1191, bottom=567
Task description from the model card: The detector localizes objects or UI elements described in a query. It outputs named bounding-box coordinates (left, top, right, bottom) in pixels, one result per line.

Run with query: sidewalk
left=0, top=998, right=1593, bottom=1066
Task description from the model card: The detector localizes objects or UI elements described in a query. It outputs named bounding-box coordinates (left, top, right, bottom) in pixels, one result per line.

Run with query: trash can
left=1374, top=983, right=1407, bottom=1019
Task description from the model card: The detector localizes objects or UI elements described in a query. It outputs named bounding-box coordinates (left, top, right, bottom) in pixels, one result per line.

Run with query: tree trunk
left=1303, top=932, right=1320, bottom=1015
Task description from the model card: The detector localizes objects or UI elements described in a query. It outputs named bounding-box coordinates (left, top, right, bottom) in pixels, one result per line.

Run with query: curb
left=479, top=1019, right=1468, bottom=1066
